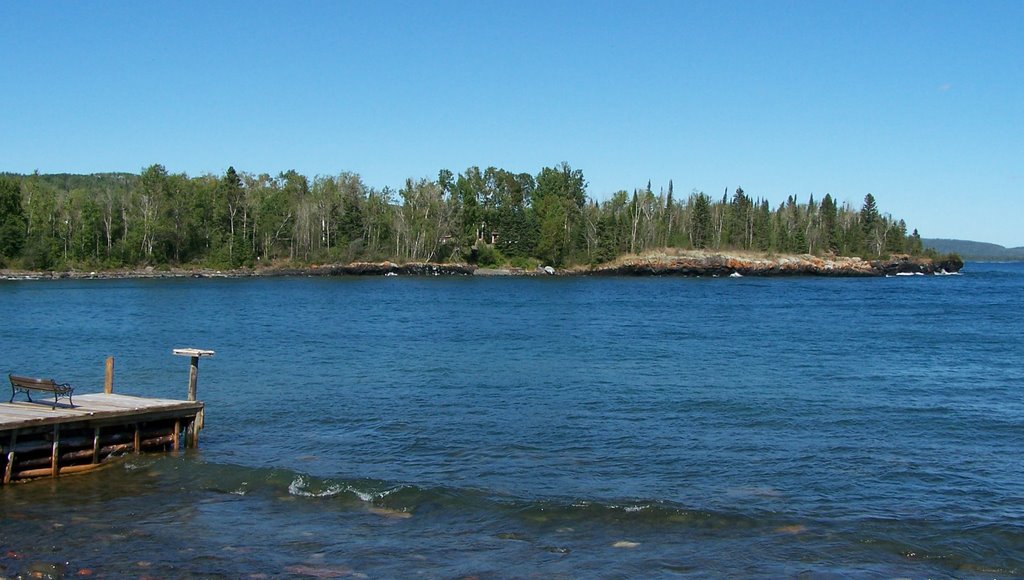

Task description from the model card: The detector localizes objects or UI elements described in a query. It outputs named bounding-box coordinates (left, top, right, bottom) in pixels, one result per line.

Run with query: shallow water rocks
left=306, top=262, right=475, bottom=276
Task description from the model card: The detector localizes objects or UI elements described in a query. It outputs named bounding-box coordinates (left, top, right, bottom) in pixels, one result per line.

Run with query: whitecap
left=348, top=485, right=402, bottom=502
left=622, top=504, right=650, bottom=513
left=288, top=475, right=344, bottom=498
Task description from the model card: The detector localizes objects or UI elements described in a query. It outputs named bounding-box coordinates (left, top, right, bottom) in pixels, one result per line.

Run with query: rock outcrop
left=580, top=252, right=963, bottom=277
left=0, top=253, right=962, bottom=281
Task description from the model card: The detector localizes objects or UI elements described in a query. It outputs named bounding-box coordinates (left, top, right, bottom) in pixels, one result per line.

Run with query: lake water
left=1, top=264, right=1022, bottom=577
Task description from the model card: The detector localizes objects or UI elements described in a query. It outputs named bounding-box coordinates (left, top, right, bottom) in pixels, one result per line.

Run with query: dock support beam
left=4, top=432, right=16, bottom=484
left=92, top=427, right=101, bottom=464
left=51, top=425, right=60, bottom=477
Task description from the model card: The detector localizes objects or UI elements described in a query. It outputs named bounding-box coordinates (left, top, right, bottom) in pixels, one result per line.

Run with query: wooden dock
left=2, top=349, right=213, bottom=484
left=1, top=393, right=204, bottom=484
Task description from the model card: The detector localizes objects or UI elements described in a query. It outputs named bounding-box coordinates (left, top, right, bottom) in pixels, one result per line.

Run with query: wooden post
left=192, top=408, right=204, bottom=448
left=92, top=427, right=101, bottom=464
left=172, top=420, right=181, bottom=452
left=184, top=412, right=202, bottom=449
left=172, top=348, right=214, bottom=402
left=184, top=418, right=193, bottom=449
left=172, top=349, right=213, bottom=449
left=51, top=425, right=60, bottom=478
left=188, top=356, right=199, bottom=401
left=4, top=432, right=16, bottom=485
left=133, top=425, right=140, bottom=454
left=104, top=356, right=114, bottom=394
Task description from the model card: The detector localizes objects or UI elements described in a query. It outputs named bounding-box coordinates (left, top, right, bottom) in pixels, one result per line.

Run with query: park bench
left=9, top=374, right=75, bottom=409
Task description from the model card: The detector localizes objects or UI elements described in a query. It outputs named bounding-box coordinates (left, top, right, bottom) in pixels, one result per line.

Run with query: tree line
left=0, top=164, right=926, bottom=270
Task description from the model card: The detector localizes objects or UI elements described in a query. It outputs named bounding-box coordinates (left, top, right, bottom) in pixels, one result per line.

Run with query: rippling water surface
left=1, top=264, right=1022, bottom=577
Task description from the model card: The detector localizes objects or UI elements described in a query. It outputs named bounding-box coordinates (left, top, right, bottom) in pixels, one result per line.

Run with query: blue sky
left=2, top=1, right=1021, bottom=246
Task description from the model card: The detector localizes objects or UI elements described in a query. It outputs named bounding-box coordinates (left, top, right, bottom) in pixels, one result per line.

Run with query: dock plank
left=0, top=393, right=203, bottom=431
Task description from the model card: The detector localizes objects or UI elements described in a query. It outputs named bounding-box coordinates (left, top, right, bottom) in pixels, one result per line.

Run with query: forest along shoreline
left=0, top=251, right=964, bottom=281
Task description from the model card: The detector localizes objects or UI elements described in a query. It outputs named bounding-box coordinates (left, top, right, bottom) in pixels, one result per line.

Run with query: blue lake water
left=1, top=263, right=1022, bottom=577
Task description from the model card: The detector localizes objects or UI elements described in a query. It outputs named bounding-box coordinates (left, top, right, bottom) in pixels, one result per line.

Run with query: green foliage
left=0, top=178, right=27, bottom=260
left=534, top=194, right=568, bottom=266
left=508, top=256, right=539, bottom=270
left=20, top=238, right=56, bottom=270
left=473, top=243, right=502, bottom=267
left=0, top=166, right=926, bottom=271
left=688, top=192, right=712, bottom=249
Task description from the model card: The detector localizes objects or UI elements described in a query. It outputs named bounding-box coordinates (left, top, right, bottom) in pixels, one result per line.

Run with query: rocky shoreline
left=581, top=252, right=964, bottom=277
left=0, top=252, right=962, bottom=281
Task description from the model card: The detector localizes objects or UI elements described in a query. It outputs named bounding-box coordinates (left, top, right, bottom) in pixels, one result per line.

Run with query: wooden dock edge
left=1, top=402, right=204, bottom=485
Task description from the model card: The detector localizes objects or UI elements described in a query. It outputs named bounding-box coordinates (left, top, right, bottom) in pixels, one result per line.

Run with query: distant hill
left=923, top=238, right=1024, bottom=261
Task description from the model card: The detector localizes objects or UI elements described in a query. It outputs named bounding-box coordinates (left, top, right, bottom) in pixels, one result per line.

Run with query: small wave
left=288, top=475, right=346, bottom=498
left=165, top=459, right=788, bottom=532
left=348, top=485, right=402, bottom=502
left=285, top=476, right=406, bottom=502
left=622, top=504, right=651, bottom=513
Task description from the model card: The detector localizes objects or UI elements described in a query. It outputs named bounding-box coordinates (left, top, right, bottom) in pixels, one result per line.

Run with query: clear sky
left=2, top=1, right=1021, bottom=246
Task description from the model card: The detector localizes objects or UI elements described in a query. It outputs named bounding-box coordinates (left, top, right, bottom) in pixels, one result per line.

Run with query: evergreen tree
left=689, top=192, right=712, bottom=249
left=860, top=193, right=882, bottom=255
left=663, top=179, right=675, bottom=247
left=220, top=166, right=245, bottom=263
left=0, top=178, right=27, bottom=261
left=886, top=219, right=907, bottom=254
left=819, top=194, right=838, bottom=253
left=753, top=199, right=771, bottom=251
left=907, top=228, right=924, bottom=255
left=727, top=187, right=751, bottom=249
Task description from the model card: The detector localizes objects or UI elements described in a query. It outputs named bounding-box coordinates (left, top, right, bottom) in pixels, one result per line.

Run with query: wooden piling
left=4, top=432, right=16, bottom=484
left=172, top=348, right=214, bottom=402
left=92, top=427, right=101, bottom=464
left=188, top=358, right=198, bottom=401
left=104, top=356, right=114, bottom=394
left=50, top=425, right=59, bottom=477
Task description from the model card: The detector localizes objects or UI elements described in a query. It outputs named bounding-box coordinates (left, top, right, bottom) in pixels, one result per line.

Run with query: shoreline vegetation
left=1, top=166, right=962, bottom=279
left=0, top=250, right=963, bottom=281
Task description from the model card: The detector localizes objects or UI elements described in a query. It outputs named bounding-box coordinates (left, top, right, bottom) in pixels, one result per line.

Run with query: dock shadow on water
left=1, top=264, right=1023, bottom=576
